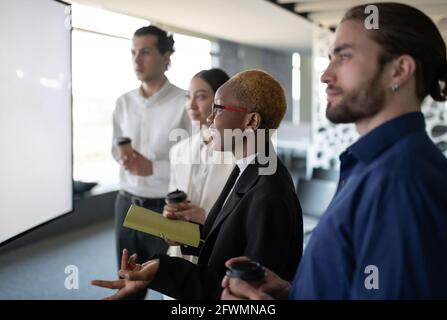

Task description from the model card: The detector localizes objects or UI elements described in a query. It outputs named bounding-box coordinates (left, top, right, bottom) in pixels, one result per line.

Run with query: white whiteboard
left=0, top=0, right=72, bottom=245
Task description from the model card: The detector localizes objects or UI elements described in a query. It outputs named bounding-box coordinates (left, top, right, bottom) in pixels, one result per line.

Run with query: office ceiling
left=67, top=0, right=314, bottom=53
left=271, top=0, right=447, bottom=36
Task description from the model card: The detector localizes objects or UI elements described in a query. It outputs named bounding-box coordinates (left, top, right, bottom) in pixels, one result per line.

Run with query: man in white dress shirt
left=111, top=25, right=190, bottom=299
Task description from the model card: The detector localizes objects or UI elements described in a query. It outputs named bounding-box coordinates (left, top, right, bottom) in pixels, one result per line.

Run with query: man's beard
left=326, top=70, right=386, bottom=124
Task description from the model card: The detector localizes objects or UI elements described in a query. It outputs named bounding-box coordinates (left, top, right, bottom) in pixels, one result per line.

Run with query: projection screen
left=0, top=0, right=72, bottom=245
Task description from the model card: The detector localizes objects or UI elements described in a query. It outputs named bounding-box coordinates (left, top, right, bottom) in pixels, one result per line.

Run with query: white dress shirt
left=112, top=80, right=190, bottom=198
left=222, top=152, right=258, bottom=208
left=187, top=140, right=212, bottom=205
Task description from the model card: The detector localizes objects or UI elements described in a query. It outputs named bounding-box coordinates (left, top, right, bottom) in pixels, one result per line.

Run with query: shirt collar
left=137, top=79, right=172, bottom=105
left=344, top=112, right=426, bottom=164
left=235, top=153, right=258, bottom=175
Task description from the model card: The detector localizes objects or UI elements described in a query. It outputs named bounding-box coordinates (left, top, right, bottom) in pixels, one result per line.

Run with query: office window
left=166, top=34, right=212, bottom=89
left=292, top=52, right=301, bottom=124
left=314, top=56, right=330, bottom=119
left=71, top=5, right=212, bottom=189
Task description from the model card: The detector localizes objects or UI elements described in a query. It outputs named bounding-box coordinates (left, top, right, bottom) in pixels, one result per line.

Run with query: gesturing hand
left=91, top=249, right=160, bottom=300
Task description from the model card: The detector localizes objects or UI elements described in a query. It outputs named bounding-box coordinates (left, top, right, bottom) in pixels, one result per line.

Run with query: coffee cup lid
left=165, top=189, right=187, bottom=203
left=225, top=261, right=265, bottom=282
left=116, top=137, right=132, bottom=146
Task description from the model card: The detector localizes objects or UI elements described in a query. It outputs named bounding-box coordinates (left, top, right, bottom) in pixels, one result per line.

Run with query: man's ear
left=389, top=54, right=417, bottom=88
left=244, top=112, right=262, bottom=131
left=162, top=52, right=172, bottom=70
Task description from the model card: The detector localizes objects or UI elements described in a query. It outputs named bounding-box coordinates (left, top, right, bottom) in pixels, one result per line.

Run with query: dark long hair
left=193, top=68, right=230, bottom=93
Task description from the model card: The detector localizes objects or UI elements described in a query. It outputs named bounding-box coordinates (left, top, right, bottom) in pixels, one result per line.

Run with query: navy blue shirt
left=290, top=112, right=447, bottom=299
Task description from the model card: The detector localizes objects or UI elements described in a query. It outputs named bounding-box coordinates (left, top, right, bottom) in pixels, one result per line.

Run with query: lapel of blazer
left=201, top=165, right=239, bottom=239
left=205, top=161, right=261, bottom=239
left=202, top=161, right=235, bottom=211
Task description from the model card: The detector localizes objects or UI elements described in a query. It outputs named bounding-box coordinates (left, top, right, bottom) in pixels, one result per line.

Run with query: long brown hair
left=342, top=2, right=447, bottom=102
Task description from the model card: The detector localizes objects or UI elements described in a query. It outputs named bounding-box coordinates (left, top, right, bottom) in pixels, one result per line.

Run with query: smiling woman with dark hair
left=92, top=70, right=303, bottom=300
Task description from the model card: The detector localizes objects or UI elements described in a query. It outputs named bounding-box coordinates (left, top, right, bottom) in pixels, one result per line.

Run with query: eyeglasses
left=212, top=104, right=248, bottom=115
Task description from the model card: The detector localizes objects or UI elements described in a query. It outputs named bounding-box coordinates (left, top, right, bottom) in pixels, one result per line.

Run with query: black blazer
left=150, top=156, right=303, bottom=299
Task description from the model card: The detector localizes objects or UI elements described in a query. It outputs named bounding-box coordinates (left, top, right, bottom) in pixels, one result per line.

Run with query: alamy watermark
left=364, top=265, right=379, bottom=290
left=364, top=5, right=379, bottom=30
left=168, top=121, right=278, bottom=175
left=64, top=6, right=72, bottom=30
left=64, top=265, right=79, bottom=290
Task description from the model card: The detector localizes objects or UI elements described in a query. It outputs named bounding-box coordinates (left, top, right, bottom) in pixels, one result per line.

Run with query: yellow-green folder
left=123, top=204, right=201, bottom=248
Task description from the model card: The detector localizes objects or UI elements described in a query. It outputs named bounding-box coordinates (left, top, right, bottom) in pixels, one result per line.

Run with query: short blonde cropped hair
left=226, top=69, right=287, bottom=129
